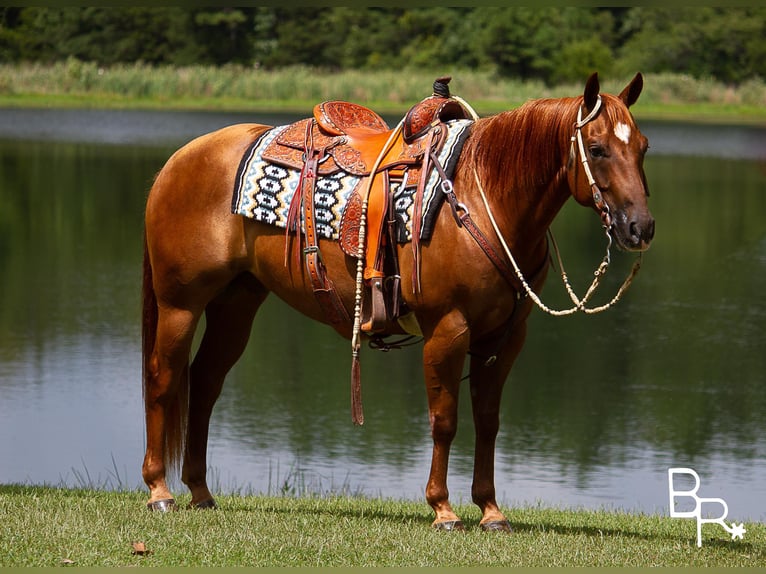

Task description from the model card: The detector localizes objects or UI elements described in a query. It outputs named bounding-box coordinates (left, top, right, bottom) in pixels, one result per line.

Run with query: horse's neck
left=468, top=101, right=577, bottom=247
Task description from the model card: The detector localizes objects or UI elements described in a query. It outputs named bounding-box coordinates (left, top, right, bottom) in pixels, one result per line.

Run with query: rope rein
left=471, top=95, right=642, bottom=316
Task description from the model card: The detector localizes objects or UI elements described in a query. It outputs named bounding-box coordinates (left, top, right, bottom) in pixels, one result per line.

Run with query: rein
left=470, top=95, right=642, bottom=316
left=475, top=169, right=641, bottom=316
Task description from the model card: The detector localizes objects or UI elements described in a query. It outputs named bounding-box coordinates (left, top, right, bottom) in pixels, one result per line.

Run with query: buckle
left=303, top=245, right=323, bottom=263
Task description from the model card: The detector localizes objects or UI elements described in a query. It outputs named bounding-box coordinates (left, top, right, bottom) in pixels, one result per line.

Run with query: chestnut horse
left=141, top=73, right=654, bottom=530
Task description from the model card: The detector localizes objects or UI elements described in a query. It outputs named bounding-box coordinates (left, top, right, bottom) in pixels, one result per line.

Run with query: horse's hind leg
left=183, top=275, right=268, bottom=508
left=143, top=304, right=202, bottom=510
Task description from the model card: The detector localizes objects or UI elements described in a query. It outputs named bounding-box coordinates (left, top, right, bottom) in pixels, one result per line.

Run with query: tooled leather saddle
left=261, top=76, right=475, bottom=332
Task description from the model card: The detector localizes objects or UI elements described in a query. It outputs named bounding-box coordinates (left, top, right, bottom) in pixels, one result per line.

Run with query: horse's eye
left=589, top=145, right=606, bottom=158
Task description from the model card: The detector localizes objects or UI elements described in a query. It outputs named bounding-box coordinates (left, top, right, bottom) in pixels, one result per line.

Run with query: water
left=0, top=108, right=764, bottom=521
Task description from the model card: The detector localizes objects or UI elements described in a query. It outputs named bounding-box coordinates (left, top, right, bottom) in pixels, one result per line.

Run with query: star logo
left=729, top=522, right=746, bottom=541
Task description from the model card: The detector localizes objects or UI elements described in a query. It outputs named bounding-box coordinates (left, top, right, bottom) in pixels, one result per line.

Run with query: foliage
left=1, top=486, right=764, bottom=567
left=616, top=7, right=766, bottom=83
left=0, top=7, right=256, bottom=66
left=0, top=7, right=764, bottom=86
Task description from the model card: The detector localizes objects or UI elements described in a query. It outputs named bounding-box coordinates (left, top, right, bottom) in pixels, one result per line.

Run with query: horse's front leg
left=469, top=320, right=529, bottom=532
left=422, top=311, right=471, bottom=530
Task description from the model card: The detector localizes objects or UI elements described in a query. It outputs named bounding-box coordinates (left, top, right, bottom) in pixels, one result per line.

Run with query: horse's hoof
left=432, top=520, right=465, bottom=532
left=480, top=519, right=513, bottom=533
left=146, top=498, right=177, bottom=512
left=188, top=498, right=217, bottom=510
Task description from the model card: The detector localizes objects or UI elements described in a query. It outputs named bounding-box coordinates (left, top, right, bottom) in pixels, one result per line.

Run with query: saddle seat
left=265, top=110, right=434, bottom=179
left=312, top=80, right=473, bottom=143
left=313, top=100, right=390, bottom=136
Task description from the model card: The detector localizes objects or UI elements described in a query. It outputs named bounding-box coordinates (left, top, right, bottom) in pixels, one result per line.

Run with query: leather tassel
left=351, top=350, right=364, bottom=425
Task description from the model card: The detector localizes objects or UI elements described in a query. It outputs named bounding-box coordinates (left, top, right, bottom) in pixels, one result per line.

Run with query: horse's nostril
left=629, top=217, right=655, bottom=244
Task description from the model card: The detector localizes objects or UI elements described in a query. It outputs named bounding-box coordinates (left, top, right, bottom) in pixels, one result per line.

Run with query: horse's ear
left=619, top=72, right=644, bottom=108
left=583, top=72, right=600, bottom=113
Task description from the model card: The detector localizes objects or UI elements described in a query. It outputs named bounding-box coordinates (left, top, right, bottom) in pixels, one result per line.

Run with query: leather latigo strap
left=299, top=125, right=351, bottom=325
left=410, top=128, right=439, bottom=292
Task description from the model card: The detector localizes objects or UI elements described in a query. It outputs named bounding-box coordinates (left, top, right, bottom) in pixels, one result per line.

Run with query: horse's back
left=145, top=123, right=271, bottom=302
left=149, top=124, right=269, bottom=207
left=148, top=123, right=269, bottom=218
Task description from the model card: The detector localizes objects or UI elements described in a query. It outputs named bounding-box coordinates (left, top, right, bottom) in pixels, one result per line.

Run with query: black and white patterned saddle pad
left=231, top=119, right=472, bottom=243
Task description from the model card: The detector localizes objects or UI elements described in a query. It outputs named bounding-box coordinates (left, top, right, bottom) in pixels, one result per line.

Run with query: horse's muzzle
left=613, top=211, right=655, bottom=252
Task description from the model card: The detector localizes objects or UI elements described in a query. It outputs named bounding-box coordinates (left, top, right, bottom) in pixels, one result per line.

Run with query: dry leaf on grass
left=131, top=541, right=151, bottom=556
left=61, top=558, right=75, bottom=565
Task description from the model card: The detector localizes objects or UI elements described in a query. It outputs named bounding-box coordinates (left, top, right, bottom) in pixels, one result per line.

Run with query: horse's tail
left=142, top=229, right=188, bottom=477
left=141, top=231, right=157, bottom=415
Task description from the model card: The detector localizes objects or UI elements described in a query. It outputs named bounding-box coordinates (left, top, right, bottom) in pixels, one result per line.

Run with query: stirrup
left=361, top=277, right=387, bottom=333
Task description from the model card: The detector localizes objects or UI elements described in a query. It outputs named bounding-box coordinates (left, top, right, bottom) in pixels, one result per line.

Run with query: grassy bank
left=0, top=485, right=764, bottom=567
left=0, top=60, right=764, bottom=124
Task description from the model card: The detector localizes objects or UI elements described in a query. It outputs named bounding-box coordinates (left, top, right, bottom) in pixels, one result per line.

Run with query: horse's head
left=568, top=72, right=655, bottom=252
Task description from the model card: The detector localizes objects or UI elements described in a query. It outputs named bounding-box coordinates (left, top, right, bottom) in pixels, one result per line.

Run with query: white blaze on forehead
left=614, top=122, right=631, bottom=144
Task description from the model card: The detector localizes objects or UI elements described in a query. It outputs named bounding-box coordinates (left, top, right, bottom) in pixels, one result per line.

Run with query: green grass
left=0, top=485, right=764, bottom=567
left=0, top=61, right=764, bottom=124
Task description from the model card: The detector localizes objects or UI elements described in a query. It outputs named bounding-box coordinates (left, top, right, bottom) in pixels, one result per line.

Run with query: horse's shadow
left=225, top=501, right=736, bottom=549
left=507, top=518, right=762, bottom=557
left=223, top=497, right=761, bottom=556
left=224, top=496, right=432, bottom=524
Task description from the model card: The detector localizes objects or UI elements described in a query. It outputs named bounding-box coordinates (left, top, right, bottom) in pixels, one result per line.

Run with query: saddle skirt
left=231, top=118, right=473, bottom=254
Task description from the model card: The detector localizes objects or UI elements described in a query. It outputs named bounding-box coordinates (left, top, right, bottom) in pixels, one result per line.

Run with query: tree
left=468, top=8, right=617, bottom=84
left=616, top=7, right=766, bottom=84
left=189, top=8, right=255, bottom=66
left=0, top=7, right=256, bottom=66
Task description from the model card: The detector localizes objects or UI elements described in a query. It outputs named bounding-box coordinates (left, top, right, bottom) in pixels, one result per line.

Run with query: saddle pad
left=231, top=119, right=473, bottom=246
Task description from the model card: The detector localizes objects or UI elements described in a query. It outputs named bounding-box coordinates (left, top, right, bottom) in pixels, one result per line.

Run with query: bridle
left=474, top=94, right=642, bottom=316
left=570, top=95, right=612, bottom=229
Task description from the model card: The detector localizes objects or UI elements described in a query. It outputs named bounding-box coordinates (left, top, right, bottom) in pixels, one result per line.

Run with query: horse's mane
left=462, top=97, right=580, bottom=201
left=461, top=94, right=633, bottom=203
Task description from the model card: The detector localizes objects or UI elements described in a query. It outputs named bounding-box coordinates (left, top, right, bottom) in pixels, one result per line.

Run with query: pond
left=0, top=107, right=764, bottom=522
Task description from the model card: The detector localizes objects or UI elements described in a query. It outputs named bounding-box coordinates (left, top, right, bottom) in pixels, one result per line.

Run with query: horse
left=141, top=72, right=655, bottom=530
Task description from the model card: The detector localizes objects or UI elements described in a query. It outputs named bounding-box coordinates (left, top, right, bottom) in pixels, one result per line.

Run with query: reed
left=1, top=59, right=763, bottom=117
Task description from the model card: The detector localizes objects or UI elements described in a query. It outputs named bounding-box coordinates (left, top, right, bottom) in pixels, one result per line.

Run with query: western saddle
left=261, top=76, right=476, bottom=333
